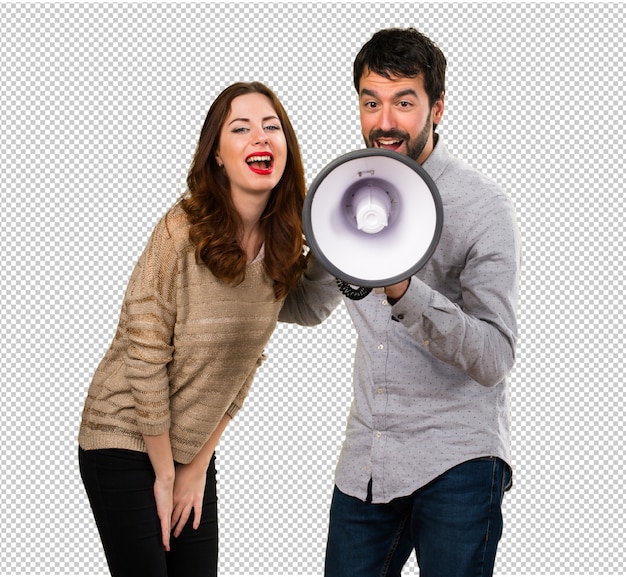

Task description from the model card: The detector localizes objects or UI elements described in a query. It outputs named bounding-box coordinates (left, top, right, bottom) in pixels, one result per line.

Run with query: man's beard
left=364, top=110, right=432, bottom=162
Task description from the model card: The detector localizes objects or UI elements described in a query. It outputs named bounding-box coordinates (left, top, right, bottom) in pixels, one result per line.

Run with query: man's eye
left=364, top=101, right=378, bottom=109
left=399, top=101, right=412, bottom=108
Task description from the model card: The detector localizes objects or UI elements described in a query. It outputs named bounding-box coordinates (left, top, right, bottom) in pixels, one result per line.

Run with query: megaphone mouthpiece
left=352, top=184, right=392, bottom=234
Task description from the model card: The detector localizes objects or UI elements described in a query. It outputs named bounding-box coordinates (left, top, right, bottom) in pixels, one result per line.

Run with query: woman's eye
left=232, top=127, right=248, bottom=133
left=264, top=124, right=281, bottom=131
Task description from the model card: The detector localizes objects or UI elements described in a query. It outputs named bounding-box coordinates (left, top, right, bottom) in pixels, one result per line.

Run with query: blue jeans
left=324, top=458, right=512, bottom=577
left=79, top=448, right=218, bottom=577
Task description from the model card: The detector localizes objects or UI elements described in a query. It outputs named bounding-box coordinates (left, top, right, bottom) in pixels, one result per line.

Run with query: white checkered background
left=1, top=3, right=623, bottom=576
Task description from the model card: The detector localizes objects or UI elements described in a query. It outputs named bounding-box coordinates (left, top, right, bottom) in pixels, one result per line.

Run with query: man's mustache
left=368, top=129, right=411, bottom=141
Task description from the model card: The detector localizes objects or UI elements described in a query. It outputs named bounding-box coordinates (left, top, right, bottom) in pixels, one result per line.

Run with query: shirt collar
left=421, top=134, right=450, bottom=182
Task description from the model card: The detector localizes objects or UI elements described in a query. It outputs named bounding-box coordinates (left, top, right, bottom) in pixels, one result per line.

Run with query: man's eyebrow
left=395, top=88, right=419, bottom=98
left=360, top=88, right=379, bottom=98
left=360, top=88, right=419, bottom=99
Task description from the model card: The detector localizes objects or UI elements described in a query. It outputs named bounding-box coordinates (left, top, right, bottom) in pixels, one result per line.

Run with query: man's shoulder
left=426, top=139, right=502, bottom=200
left=435, top=147, right=515, bottom=228
left=442, top=151, right=503, bottom=195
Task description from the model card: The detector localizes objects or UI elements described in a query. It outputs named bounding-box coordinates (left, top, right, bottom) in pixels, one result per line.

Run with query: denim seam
left=479, top=459, right=499, bottom=577
left=380, top=512, right=410, bottom=577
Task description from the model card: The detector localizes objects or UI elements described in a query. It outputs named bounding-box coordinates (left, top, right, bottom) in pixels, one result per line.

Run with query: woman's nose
left=253, top=127, right=269, bottom=145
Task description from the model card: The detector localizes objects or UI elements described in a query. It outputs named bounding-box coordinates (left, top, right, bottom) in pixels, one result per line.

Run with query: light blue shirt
left=281, top=138, right=521, bottom=503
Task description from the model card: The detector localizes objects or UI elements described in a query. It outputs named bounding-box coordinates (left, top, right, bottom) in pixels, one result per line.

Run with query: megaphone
left=303, top=148, right=443, bottom=299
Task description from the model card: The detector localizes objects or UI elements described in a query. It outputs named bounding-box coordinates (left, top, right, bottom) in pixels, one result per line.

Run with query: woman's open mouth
left=246, top=153, right=274, bottom=175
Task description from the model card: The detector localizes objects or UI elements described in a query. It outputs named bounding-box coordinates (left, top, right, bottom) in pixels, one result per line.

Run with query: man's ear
left=432, top=92, right=445, bottom=126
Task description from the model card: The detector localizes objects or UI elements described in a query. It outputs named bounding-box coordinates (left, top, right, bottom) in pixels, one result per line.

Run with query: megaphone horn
left=303, top=148, right=443, bottom=300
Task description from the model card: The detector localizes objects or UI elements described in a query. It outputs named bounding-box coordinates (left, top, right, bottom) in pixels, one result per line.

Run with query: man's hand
left=384, top=279, right=410, bottom=300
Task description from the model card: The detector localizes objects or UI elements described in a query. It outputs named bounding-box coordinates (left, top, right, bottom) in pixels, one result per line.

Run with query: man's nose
left=378, top=107, right=396, bottom=131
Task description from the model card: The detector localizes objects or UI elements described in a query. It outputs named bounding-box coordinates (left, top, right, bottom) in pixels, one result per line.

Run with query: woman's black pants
left=79, top=447, right=218, bottom=577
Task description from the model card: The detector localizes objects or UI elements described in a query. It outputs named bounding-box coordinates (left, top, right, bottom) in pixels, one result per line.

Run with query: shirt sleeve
left=279, top=254, right=342, bottom=326
left=123, top=214, right=179, bottom=435
left=392, top=194, right=521, bottom=387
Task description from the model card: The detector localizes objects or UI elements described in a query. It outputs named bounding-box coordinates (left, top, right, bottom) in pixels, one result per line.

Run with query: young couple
left=79, top=27, right=520, bottom=577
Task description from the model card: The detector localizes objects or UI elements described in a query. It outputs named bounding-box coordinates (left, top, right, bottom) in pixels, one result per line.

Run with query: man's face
left=358, top=69, right=444, bottom=165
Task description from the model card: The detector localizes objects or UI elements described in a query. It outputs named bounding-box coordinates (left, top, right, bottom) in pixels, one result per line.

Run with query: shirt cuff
left=390, top=277, right=431, bottom=323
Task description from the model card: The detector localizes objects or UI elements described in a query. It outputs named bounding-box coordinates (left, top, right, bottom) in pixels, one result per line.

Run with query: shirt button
left=376, top=431, right=382, bottom=438
left=424, top=339, right=430, bottom=346
left=377, top=388, right=383, bottom=395
left=378, top=343, right=384, bottom=350
left=382, top=299, right=388, bottom=306
left=397, top=314, right=404, bottom=320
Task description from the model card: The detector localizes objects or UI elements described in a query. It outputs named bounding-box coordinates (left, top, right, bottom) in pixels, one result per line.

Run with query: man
left=281, top=27, right=520, bottom=576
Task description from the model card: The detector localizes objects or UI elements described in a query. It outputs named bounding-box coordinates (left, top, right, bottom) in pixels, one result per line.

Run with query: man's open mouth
left=375, top=138, right=404, bottom=151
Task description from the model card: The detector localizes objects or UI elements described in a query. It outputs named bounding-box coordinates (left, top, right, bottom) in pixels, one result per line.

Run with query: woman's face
left=215, top=92, right=288, bottom=199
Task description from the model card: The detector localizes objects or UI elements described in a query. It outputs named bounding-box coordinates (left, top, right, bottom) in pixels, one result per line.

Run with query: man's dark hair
left=353, top=27, right=447, bottom=111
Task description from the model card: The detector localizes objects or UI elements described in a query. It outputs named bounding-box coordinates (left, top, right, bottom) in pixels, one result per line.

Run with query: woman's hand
left=169, top=414, right=231, bottom=538
left=143, top=432, right=176, bottom=552
left=171, top=462, right=207, bottom=538
left=153, top=474, right=175, bottom=552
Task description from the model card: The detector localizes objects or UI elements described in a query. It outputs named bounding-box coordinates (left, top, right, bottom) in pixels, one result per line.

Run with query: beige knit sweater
left=78, top=204, right=284, bottom=464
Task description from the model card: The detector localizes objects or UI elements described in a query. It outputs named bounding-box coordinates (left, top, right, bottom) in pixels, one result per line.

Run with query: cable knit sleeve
left=123, top=213, right=179, bottom=436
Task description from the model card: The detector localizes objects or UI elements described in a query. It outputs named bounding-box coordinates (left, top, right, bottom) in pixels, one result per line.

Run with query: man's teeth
left=378, top=139, right=401, bottom=146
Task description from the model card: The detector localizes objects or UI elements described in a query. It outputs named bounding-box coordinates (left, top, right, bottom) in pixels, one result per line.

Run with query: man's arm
left=391, top=197, right=521, bottom=387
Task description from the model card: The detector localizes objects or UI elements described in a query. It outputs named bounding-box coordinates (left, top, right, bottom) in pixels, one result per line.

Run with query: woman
left=78, top=82, right=307, bottom=577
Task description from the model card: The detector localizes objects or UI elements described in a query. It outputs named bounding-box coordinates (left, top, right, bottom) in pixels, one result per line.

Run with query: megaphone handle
left=336, top=279, right=372, bottom=300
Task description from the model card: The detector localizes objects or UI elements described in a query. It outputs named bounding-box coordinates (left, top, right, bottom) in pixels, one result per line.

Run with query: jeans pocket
left=502, top=461, right=513, bottom=493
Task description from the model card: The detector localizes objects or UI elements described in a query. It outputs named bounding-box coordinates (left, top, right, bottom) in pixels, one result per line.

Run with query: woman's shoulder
left=154, top=202, right=192, bottom=248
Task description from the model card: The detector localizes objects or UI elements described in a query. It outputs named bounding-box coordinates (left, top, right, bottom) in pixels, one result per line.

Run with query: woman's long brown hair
left=180, top=82, right=307, bottom=300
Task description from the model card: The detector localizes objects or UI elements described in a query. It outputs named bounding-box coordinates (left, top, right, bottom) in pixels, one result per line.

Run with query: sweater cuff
left=226, top=402, right=241, bottom=420
left=136, top=417, right=171, bottom=437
